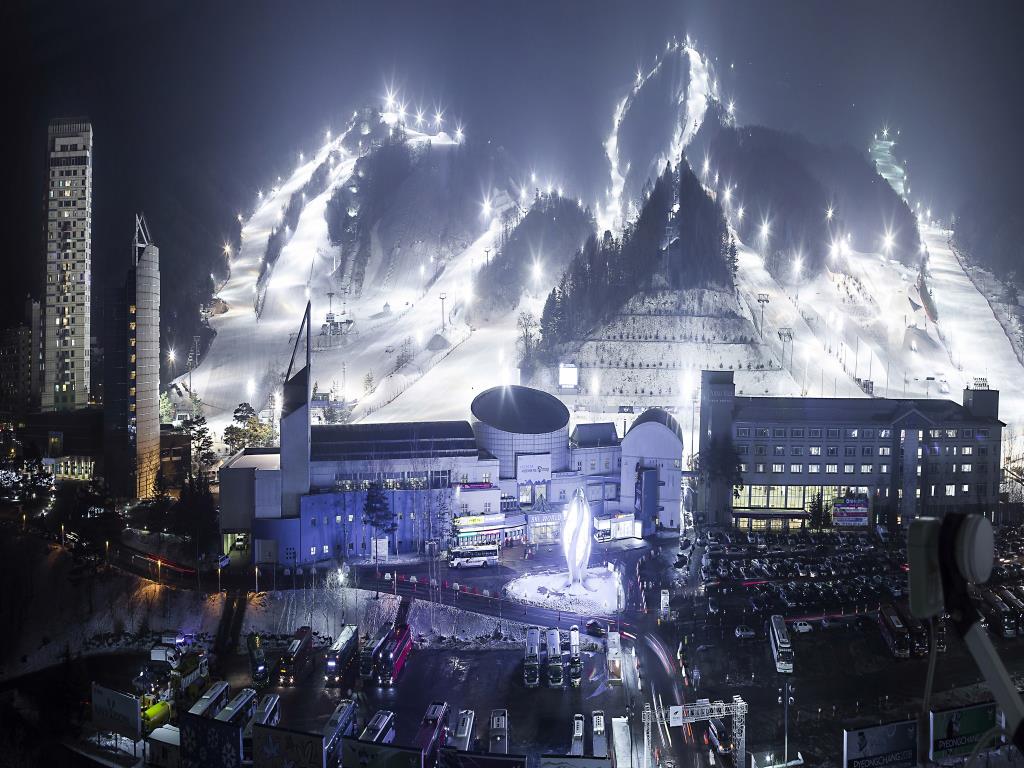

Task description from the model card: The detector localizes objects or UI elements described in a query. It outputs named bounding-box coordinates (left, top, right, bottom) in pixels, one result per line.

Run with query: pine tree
left=362, top=483, right=395, bottom=595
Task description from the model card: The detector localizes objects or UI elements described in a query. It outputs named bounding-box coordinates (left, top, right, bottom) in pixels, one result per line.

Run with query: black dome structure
left=471, top=385, right=570, bottom=435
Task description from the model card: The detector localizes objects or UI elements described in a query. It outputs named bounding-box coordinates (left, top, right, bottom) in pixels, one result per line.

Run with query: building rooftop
left=571, top=422, right=620, bottom=448
left=626, top=407, right=685, bottom=444
left=471, top=385, right=570, bottom=435
left=311, top=420, right=478, bottom=462
left=224, top=450, right=281, bottom=471
left=731, top=396, right=1003, bottom=427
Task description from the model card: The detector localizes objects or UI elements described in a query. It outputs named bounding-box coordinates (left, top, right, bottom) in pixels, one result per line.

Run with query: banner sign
left=843, top=720, right=917, bottom=768
left=516, top=453, right=551, bottom=485
left=930, top=702, right=999, bottom=759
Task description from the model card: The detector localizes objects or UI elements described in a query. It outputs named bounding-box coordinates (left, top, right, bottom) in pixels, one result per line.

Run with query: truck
left=247, top=633, right=269, bottom=688
left=141, top=699, right=173, bottom=734
left=170, top=651, right=210, bottom=706
left=592, top=711, right=608, bottom=759
left=150, top=644, right=182, bottom=669
left=568, top=625, right=583, bottom=688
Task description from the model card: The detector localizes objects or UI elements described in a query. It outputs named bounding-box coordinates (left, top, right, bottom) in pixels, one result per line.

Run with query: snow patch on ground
left=504, top=568, right=621, bottom=617
left=240, top=587, right=399, bottom=652
left=0, top=544, right=221, bottom=682
left=406, top=600, right=530, bottom=648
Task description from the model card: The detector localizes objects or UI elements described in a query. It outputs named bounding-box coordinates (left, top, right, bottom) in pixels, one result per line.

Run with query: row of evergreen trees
left=537, top=157, right=734, bottom=353
left=473, top=193, right=594, bottom=314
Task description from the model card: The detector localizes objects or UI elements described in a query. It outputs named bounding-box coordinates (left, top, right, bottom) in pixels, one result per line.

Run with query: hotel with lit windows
left=699, top=370, right=1003, bottom=531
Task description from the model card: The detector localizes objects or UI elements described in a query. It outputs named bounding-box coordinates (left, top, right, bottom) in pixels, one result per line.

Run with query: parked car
left=734, top=625, right=755, bottom=639
left=793, top=620, right=813, bottom=634
left=585, top=620, right=606, bottom=637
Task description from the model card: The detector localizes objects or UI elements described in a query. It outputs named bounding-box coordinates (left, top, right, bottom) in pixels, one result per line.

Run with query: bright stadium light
left=415, top=109, right=424, bottom=127
left=562, top=489, right=593, bottom=586
left=481, top=196, right=493, bottom=218
left=883, top=231, right=895, bottom=253
left=826, top=205, right=834, bottom=221
left=325, top=128, right=331, bottom=140
left=167, top=348, right=176, bottom=364
left=434, top=110, right=444, bottom=129
left=723, top=187, right=732, bottom=203
left=223, top=243, right=232, bottom=256
left=737, top=205, right=745, bottom=221
left=532, top=260, right=542, bottom=282
left=246, top=378, right=255, bottom=398
left=385, top=88, right=396, bottom=109
left=761, top=220, right=770, bottom=239
left=455, top=124, right=464, bottom=143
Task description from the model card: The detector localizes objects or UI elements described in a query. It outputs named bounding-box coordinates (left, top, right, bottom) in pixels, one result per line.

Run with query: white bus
left=606, top=632, right=622, bottom=685
left=769, top=615, right=794, bottom=673
left=569, top=625, right=583, bottom=688
left=450, top=709, right=475, bottom=752
left=592, top=711, right=608, bottom=759
left=570, top=714, right=585, bottom=756
left=611, top=716, right=632, bottom=768
left=488, top=709, right=509, bottom=754
left=448, top=543, right=500, bottom=568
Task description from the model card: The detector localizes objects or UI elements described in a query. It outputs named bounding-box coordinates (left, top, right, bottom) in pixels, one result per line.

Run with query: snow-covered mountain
left=174, top=38, right=1024, bottom=455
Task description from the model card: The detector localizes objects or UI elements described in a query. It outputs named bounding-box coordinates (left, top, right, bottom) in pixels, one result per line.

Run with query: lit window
left=809, top=446, right=821, bottom=456
left=844, top=464, right=855, bottom=474
left=335, top=515, right=341, bottom=524
left=961, top=464, right=972, bottom=473
left=772, top=464, right=784, bottom=473
left=880, top=464, right=889, bottom=473
left=825, top=464, right=838, bottom=474
left=347, top=514, right=354, bottom=523
left=309, top=546, right=316, bottom=556
left=322, top=545, right=329, bottom=554
left=945, top=485, right=956, bottom=497
left=808, top=464, right=820, bottom=474
left=962, top=446, right=973, bottom=456
left=790, top=464, right=803, bottom=474
left=860, top=464, right=873, bottom=474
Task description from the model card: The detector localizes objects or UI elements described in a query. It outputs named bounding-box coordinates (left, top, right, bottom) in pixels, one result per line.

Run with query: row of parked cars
left=700, top=550, right=895, bottom=585
left=743, top=573, right=906, bottom=615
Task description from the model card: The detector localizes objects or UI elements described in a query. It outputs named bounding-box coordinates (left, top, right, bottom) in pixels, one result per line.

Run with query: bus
left=360, top=626, right=391, bottom=681
left=611, top=716, right=632, bottom=768
left=247, top=633, right=269, bottom=688
left=895, top=602, right=928, bottom=657
left=524, top=627, right=541, bottom=688
left=243, top=695, right=281, bottom=760
left=278, top=626, right=313, bottom=685
left=878, top=604, right=911, bottom=659
left=592, top=711, right=608, bottom=759
left=379, top=624, right=413, bottom=686
left=546, top=628, right=564, bottom=688
left=981, top=591, right=1016, bottom=638
left=570, top=714, right=585, bottom=756
left=568, top=626, right=583, bottom=688
left=360, top=710, right=396, bottom=744
left=488, top=709, right=509, bottom=754
left=323, top=699, right=357, bottom=761
left=215, top=688, right=258, bottom=726
left=450, top=710, right=475, bottom=752
left=768, top=615, right=794, bottom=673
left=413, top=701, right=450, bottom=768
left=325, top=625, right=359, bottom=686
left=188, top=681, right=230, bottom=718
left=448, top=543, right=500, bottom=568
left=606, top=632, right=622, bottom=685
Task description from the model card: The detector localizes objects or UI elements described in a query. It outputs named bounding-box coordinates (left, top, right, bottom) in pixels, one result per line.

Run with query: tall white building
left=43, top=118, right=93, bottom=411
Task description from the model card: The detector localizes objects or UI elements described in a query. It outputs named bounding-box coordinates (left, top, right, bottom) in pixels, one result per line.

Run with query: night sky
left=6, top=1, right=1023, bottom=331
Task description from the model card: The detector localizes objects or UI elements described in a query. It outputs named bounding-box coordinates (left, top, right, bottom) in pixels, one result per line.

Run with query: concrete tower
left=43, top=118, right=93, bottom=411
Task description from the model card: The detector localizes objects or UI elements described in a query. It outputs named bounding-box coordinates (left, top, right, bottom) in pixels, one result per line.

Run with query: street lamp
left=826, top=205, right=834, bottom=222
left=439, top=293, right=447, bottom=332
left=255, top=566, right=259, bottom=593
left=157, top=559, right=162, bottom=585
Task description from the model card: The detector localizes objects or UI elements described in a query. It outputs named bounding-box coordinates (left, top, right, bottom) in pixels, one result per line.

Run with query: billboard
left=181, top=711, right=243, bottom=768
left=253, top=723, right=325, bottom=768
left=440, top=750, right=528, bottom=768
left=843, top=720, right=917, bottom=768
left=930, top=702, right=1000, bottom=759
left=339, top=737, right=423, bottom=768
left=558, top=364, right=579, bottom=389
left=516, top=453, right=551, bottom=484
left=91, top=683, right=141, bottom=741
left=834, top=496, right=870, bottom=527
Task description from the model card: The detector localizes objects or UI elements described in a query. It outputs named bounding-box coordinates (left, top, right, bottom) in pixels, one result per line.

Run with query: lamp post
left=255, top=566, right=259, bottom=594
left=757, top=293, right=770, bottom=339
left=439, top=293, right=447, bottom=332
left=157, top=559, right=162, bottom=585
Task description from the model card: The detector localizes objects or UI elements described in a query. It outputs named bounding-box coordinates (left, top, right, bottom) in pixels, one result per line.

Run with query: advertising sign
left=339, top=737, right=423, bottom=768
left=516, top=453, right=551, bottom=485
left=558, top=364, right=579, bottom=389
left=930, top=702, right=999, bottom=759
left=91, top=683, right=142, bottom=741
left=253, top=723, right=325, bottom=768
left=181, top=711, right=243, bottom=768
left=834, top=496, right=870, bottom=527
left=668, top=706, right=683, bottom=728
left=843, top=720, right=917, bottom=768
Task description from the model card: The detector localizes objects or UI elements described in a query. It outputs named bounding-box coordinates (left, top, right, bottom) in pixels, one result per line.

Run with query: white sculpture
left=562, top=488, right=593, bottom=585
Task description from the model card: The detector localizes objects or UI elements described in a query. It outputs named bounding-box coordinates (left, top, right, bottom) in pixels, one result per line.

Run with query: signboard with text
left=833, top=496, right=870, bottom=527
left=843, top=720, right=917, bottom=768
left=930, top=702, right=999, bottom=760
left=253, top=723, right=325, bottom=768
left=91, top=683, right=141, bottom=741
left=516, top=453, right=551, bottom=485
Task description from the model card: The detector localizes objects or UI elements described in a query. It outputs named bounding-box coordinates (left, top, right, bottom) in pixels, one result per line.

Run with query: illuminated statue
left=562, top=488, right=593, bottom=585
